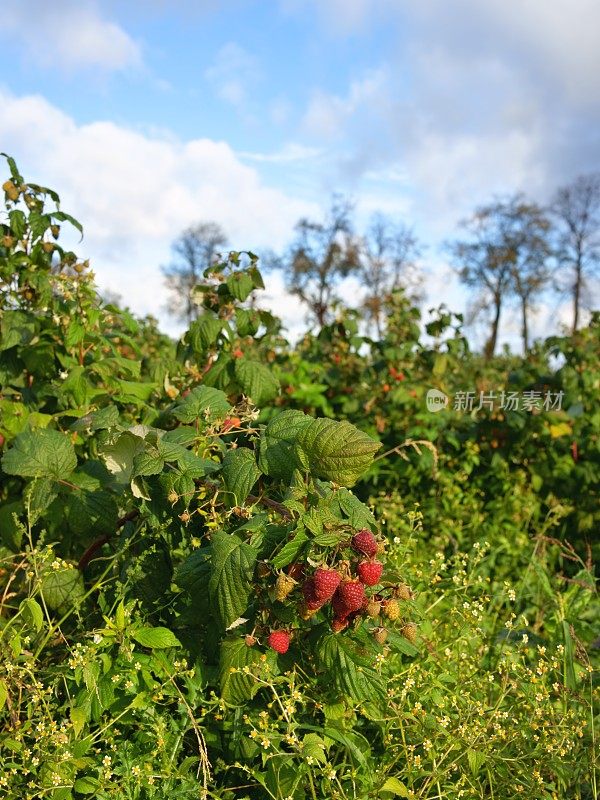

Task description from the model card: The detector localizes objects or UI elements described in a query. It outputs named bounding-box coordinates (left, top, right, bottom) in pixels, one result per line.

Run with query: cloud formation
left=0, top=0, right=142, bottom=72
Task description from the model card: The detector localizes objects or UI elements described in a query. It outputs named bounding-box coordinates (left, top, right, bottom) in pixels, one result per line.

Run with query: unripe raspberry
left=366, top=600, right=381, bottom=618
left=244, top=634, right=257, bottom=647
left=356, top=560, right=383, bottom=587
left=401, top=623, right=418, bottom=644
left=167, top=490, right=179, bottom=504
left=331, top=617, right=348, bottom=633
left=268, top=630, right=291, bottom=654
left=351, top=529, right=378, bottom=558
left=313, top=567, right=341, bottom=600
left=373, top=627, right=388, bottom=645
left=2, top=180, right=19, bottom=201
left=338, top=580, right=365, bottom=613
left=395, top=583, right=413, bottom=601
left=298, top=602, right=319, bottom=620
left=275, top=573, right=296, bottom=601
left=383, top=598, right=400, bottom=621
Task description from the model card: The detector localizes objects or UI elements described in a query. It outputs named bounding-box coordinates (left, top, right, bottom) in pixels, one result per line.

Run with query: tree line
left=161, top=172, right=600, bottom=356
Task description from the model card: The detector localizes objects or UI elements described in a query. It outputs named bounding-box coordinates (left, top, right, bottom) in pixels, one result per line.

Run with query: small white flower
left=59, top=370, right=69, bottom=380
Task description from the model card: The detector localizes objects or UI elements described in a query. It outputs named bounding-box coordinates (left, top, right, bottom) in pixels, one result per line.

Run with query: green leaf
left=209, top=531, right=257, bottom=630
left=2, top=428, right=77, bottom=479
left=65, top=490, right=119, bottom=536
left=219, top=637, right=265, bottom=704
left=234, top=359, right=280, bottom=406
left=271, top=529, right=308, bottom=569
left=132, top=627, right=181, bottom=649
left=25, top=477, right=59, bottom=526
left=337, top=488, right=377, bottom=530
left=172, top=385, right=231, bottom=424
left=189, top=313, right=223, bottom=352
left=316, top=632, right=385, bottom=704
left=467, top=750, right=486, bottom=776
left=298, top=418, right=381, bottom=486
left=73, top=777, right=100, bottom=795
left=114, top=380, right=158, bottom=404
left=70, top=405, right=119, bottom=432
left=70, top=704, right=89, bottom=737
left=0, top=310, right=35, bottom=351
left=100, top=431, right=145, bottom=485
left=301, top=733, right=327, bottom=763
left=258, top=410, right=312, bottom=480
left=0, top=679, right=8, bottom=711
left=381, top=777, right=410, bottom=796
left=21, top=597, right=44, bottom=632
left=222, top=447, right=261, bottom=505
left=41, top=568, right=86, bottom=613
left=132, top=449, right=164, bottom=477
left=226, top=271, right=254, bottom=302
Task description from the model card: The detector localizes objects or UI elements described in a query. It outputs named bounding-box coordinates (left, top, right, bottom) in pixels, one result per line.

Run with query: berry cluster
left=265, top=528, right=418, bottom=653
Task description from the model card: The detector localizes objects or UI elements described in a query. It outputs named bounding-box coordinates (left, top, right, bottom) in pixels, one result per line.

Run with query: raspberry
left=332, top=591, right=350, bottom=619
left=268, top=630, right=291, bottom=654
left=366, top=600, right=381, bottom=618
left=302, top=578, right=325, bottom=611
left=401, top=622, right=418, bottom=644
left=338, top=580, right=365, bottom=613
left=331, top=617, right=348, bottom=633
left=383, top=598, right=400, bottom=621
left=299, top=602, right=319, bottom=620
left=274, top=573, right=296, bottom=601
left=357, top=560, right=383, bottom=587
left=373, top=627, right=388, bottom=645
left=351, top=529, right=378, bottom=558
left=244, top=634, right=257, bottom=647
left=395, top=583, right=413, bottom=601
left=313, top=567, right=341, bottom=600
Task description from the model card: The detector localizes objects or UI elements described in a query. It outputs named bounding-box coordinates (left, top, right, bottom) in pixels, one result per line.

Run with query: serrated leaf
left=70, top=704, right=89, bottom=737
left=0, top=679, right=7, bottom=711
left=222, top=447, right=261, bottom=505
left=70, top=405, right=119, bottom=432
left=234, top=359, right=280, bottom=406
left=298, top=418, right=381, bottom=486
left=380, top=776, right=410, bottom=796
left=467, top=750, right=487, bottom=776
left=114, top=379, right=157, bottom=404
left=258, top=410, right=312, bottom=480
left=172, top=385, right=231, bottom=424
left=226, top=271, right=255, bottom=302
left=25, top=477, right=58, bottom=526
left=271, top=529, right=308, bottom=569
left=100, top=431, right=145, bottom=485
left=41, top=568, right=85, bottom=613
left=316, top=632, right=385, bottom=704
left=132, top=449, right=164, bottom=477
left=219, top=636, right=263, bottom=704
left=2, top=428, right=77, bottom=479
left=337, top=488, right=377, bottom=530
left=189, top=313, right=223, bottom=352
left=132, top=627, right=181, bottom=649
left=209, top=531, right=257, bottom=630
left=301, top=733, right=327, bottom=763
left=65, top=489, right=119, bottom=536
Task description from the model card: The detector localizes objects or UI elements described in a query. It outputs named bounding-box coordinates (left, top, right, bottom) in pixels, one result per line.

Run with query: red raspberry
left=268, top=630, right=291, bottom=654
left=313, top=567, right=341, bottom=601
left=338, top=580, right=365, bottom=612
left=302, top=578, right=325, bottom=611
left=351, top=529, right=378, bottom=558
left=357, top=560, right=383, bottom=587
left=332, top=591, right=350, bottom=619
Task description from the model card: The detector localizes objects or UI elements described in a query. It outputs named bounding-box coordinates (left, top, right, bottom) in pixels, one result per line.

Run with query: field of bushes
left=0, top=157, right=598, bottom=799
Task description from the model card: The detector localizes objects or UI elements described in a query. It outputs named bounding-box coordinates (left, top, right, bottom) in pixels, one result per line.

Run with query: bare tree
left=286, top=196, right=361, bottom=327
left=361, top=213, right=422, bottom=337
left=450, top=195, right=551, bottom=357
left=551, top=173, right=600, bottom=333
left=162, top=222, right=228, bottom=324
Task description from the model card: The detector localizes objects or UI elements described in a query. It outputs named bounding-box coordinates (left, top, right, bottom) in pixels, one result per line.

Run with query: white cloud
left=0, top=89, right=317, bottom=335
left=204, top=42, right=261, bottom=109
left=0, top=0, right=142, bottom=72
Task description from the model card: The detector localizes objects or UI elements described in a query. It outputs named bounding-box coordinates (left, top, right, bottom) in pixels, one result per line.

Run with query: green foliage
left=0, top=158, right=597, bottom=800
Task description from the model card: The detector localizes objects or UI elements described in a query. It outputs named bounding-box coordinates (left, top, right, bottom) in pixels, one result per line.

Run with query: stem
left=77, top=509, right=139, bottom=571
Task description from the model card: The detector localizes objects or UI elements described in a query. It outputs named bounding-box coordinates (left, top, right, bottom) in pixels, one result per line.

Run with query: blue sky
left=1, top=0, right=599, bottom=342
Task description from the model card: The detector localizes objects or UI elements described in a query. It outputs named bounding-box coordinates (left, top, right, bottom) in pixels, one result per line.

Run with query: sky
left=1, top=0, right=599, bottom=345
